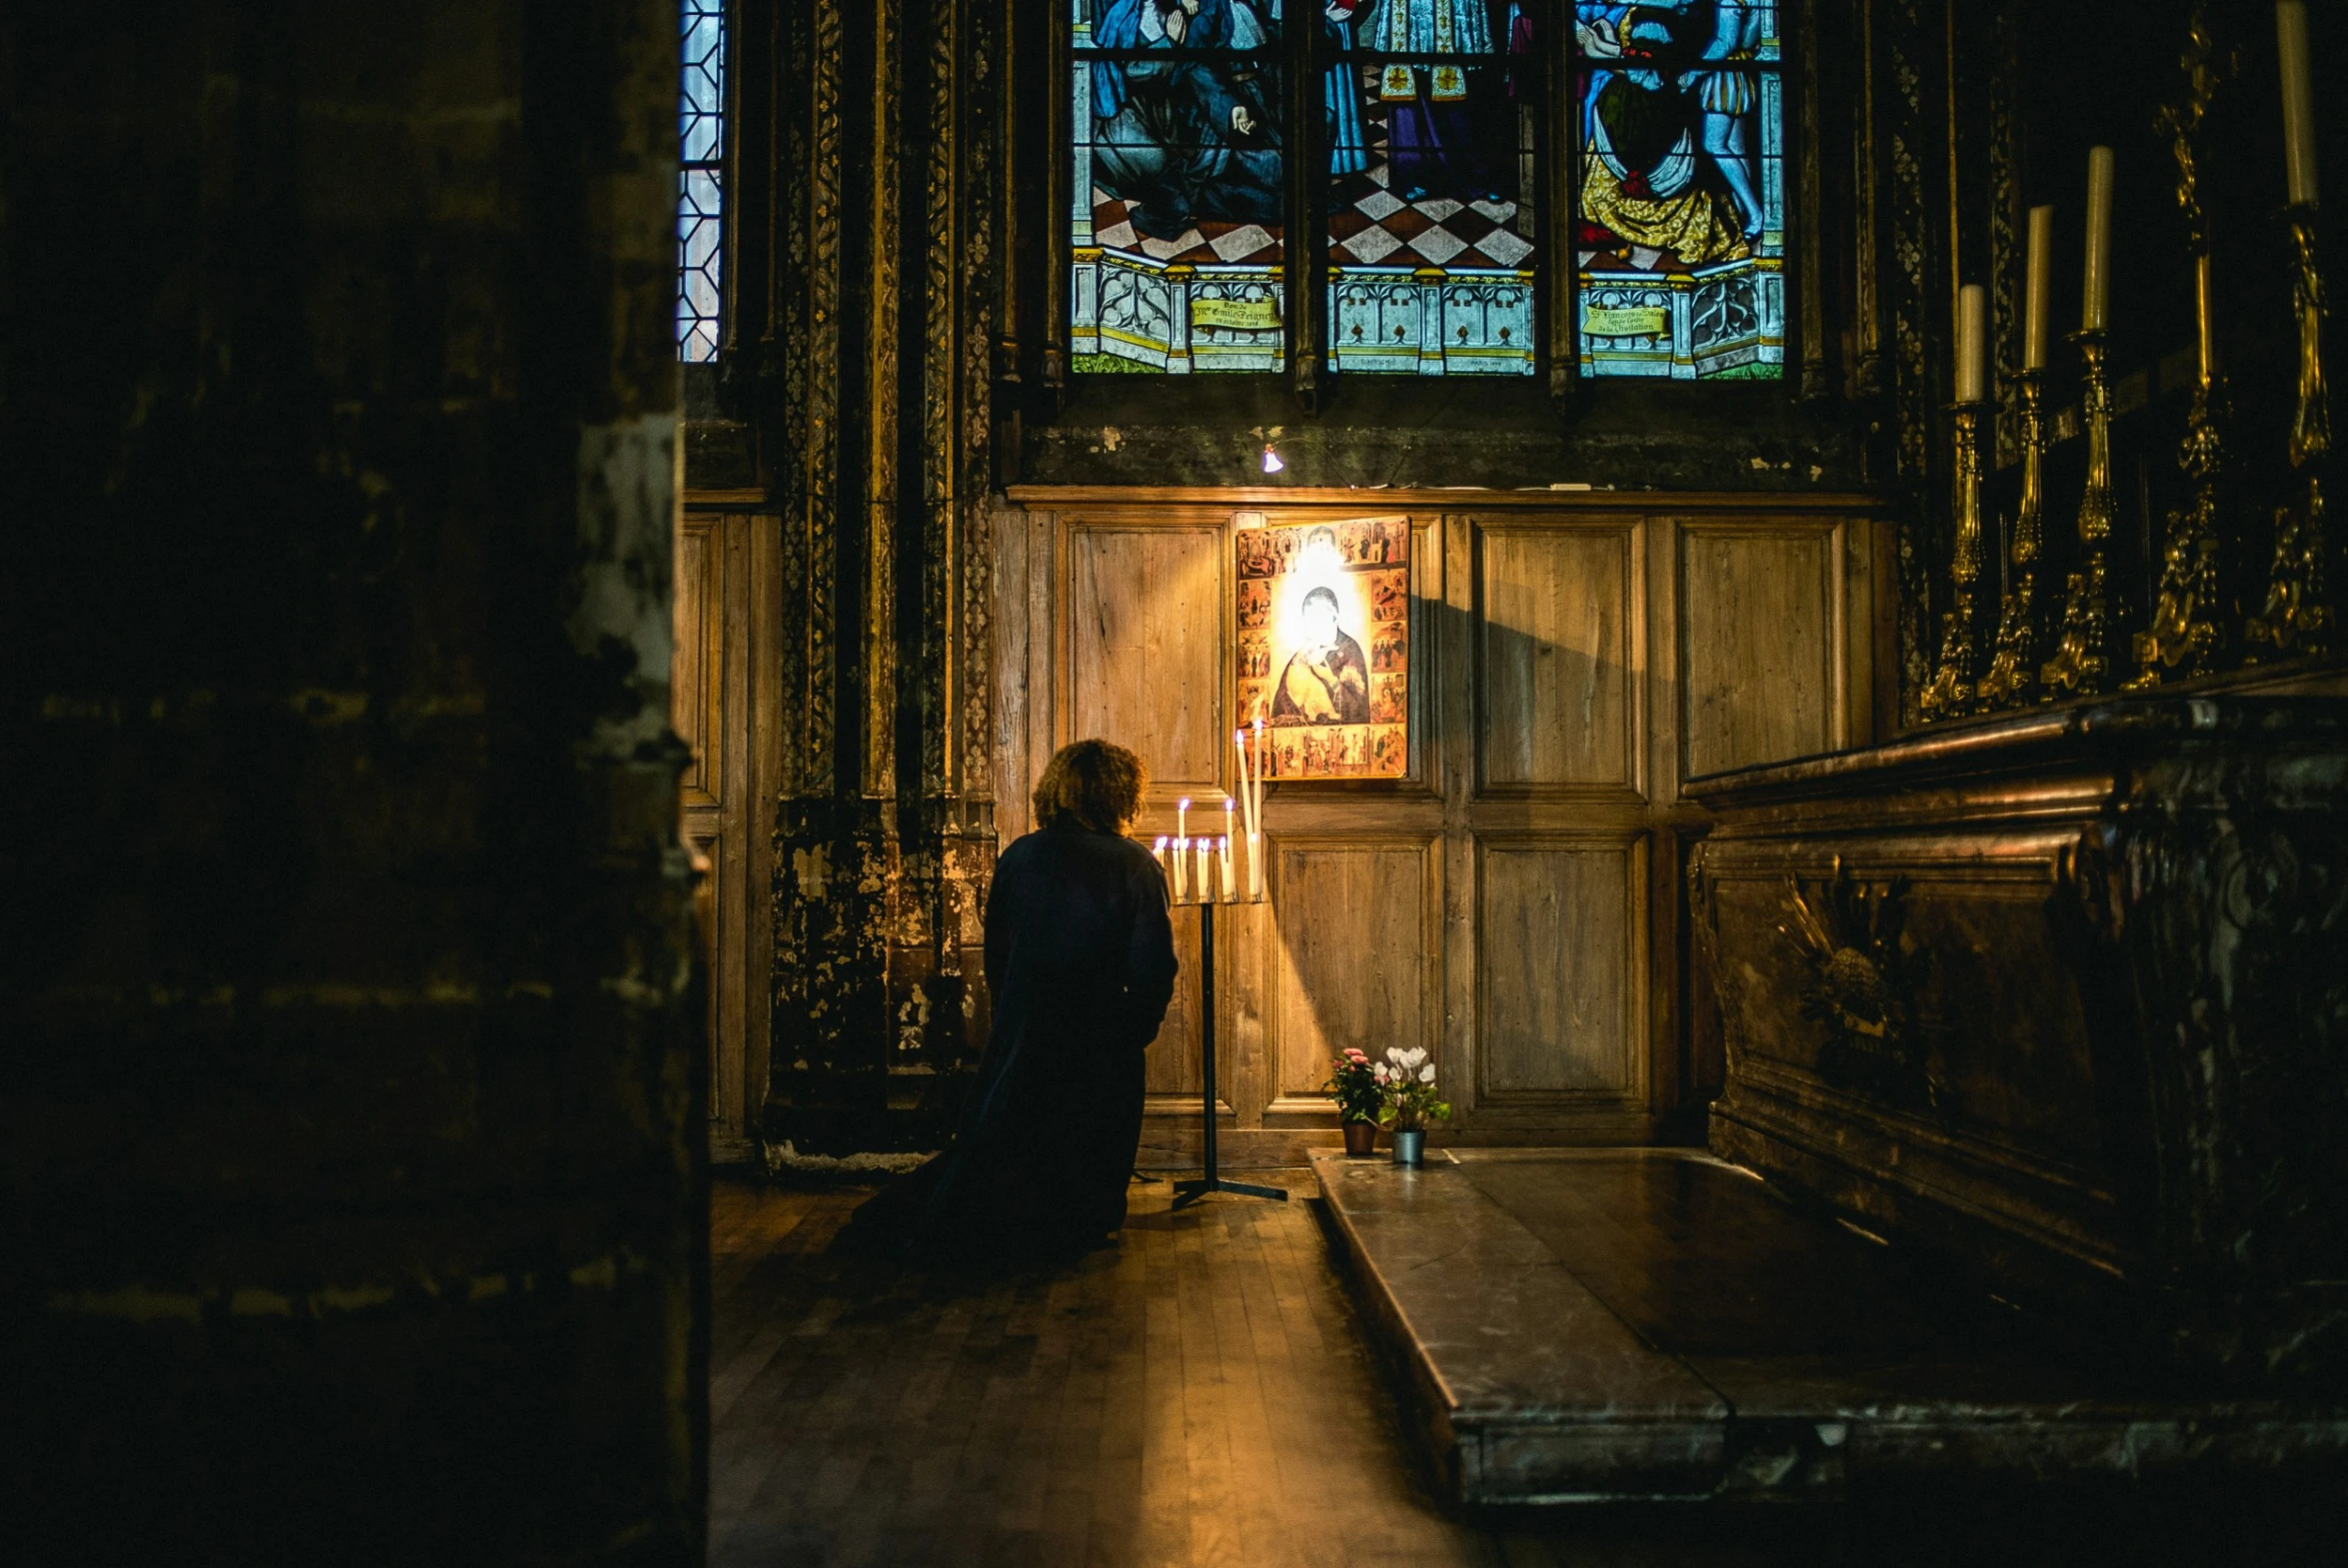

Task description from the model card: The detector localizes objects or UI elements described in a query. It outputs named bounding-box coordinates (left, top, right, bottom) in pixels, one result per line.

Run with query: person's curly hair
left=1033, top=740, right=1147, bottom=833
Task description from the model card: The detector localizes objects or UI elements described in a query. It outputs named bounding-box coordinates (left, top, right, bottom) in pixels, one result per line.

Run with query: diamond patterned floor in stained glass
left=1089, top=163, right=1532, bottom=274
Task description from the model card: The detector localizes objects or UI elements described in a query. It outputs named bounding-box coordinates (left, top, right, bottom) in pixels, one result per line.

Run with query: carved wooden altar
left=1690, top=693, right=2348, bottom=1387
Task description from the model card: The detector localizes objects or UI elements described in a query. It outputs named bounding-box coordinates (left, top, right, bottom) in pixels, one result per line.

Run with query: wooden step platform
left=1312, top=1148, right=2348, bottom=1505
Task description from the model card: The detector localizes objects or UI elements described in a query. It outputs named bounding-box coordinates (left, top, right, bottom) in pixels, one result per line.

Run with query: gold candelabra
left=2127, top=252, right=2229, bottom=687
left=2040, top=330, right=2118, bottom=697
left=1920, top=401, right=1989, bottom=721
left=1978, top=372, right=2047, bottom=709
left=2246, top=205, right=2332, bottom=658
left=2130, top=13, right=2233, bottom=689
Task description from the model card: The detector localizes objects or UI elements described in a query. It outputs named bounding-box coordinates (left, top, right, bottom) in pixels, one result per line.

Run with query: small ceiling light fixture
left=1260, top=442, right=1284, bottom=475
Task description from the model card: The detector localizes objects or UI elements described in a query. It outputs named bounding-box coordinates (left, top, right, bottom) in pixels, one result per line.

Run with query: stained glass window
left=1573, top=2, right=1784, bottom=379
left=679, top=1, right=727, bottom=364
left=1327, top=2, right=1539, bottom=376
left=1071, top=1, right=1287, bottom=374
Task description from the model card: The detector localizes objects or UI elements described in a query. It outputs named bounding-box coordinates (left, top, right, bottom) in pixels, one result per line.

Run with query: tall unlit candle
left=2023, top=204, right=2054, bottom=370
left=2281, top=2, right=2320, bottom=207
left=1955, top=284, right=1988, bottom=404
left=2082, top=147, right=2114, bottom=331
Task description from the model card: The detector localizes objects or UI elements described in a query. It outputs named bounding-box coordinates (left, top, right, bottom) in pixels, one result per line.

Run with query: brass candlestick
left=2130, top=13, right=2233, bottom=689
left=2040, top=329, right=2118, bottom=697
left=2127, top=252, right=2229, bottom=687
left=2245, top=204, right=2332, bottom=658
left=1978, top=370, right=2048, bottom=708
left=1920, top=401, right=1990, bottom=721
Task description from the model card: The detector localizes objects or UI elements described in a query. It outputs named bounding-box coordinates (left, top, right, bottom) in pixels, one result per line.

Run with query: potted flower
left=1322, top=1047, right=1383, bottom=1155
left=1373, top=1047, right=1451, bottom=1166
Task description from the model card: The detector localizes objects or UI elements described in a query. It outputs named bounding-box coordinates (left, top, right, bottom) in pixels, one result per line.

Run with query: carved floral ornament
left=1779, top=857, right=1943, bottom=1111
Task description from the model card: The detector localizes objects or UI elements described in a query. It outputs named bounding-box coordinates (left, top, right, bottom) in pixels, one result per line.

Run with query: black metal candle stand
left=1166, top=892, right=1286, bottom=1210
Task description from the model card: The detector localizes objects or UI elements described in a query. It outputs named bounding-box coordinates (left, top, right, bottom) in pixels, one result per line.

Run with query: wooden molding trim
left=1005, top=485, right=1887, bottom=513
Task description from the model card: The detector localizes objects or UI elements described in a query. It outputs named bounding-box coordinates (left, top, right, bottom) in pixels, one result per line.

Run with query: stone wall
left=2, top=4, right=703, bottom=1559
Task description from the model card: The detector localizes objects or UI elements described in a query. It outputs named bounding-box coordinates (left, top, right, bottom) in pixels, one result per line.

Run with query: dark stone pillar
left=1, top=3, right=703, bottom=1559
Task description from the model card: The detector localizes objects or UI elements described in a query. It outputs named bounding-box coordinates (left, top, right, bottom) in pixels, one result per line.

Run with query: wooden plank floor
left=708, top=1173, right=2322, bottom=1567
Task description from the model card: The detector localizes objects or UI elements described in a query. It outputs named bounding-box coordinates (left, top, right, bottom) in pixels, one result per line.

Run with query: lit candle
left=1193, top=836, right=1209, bottom=899
left=2280, top=2, right=2320, bottom=207
left=1172, top=836, right=1188, bottom=901
left=2082, top=146, right=2114, bottom=332
left=2023, top=204, right=2054, bottom=371
left=1223, top=795, right=1235, bottom=854
left=1247, top=829, right=1261, bottom=900
left=1154, top=835, right=1170, bottom=887
left=1218, top=835, right=1234, bottom=900
left=1176, top=795, right=1190, bottom=845
left=1955, top=283, right=1988, bottom=404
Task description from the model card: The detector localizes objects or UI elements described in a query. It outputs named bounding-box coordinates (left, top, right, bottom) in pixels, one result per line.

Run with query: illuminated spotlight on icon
left=1261, top=443, right=1284, bottom=475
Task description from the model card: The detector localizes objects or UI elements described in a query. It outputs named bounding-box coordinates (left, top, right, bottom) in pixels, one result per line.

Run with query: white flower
left=1388, top=1046, right=1427, bottom=1072
left=1372, top=1063, right=1389, bottom=1083
left=1418, top=1063, right=1435, bottom=1084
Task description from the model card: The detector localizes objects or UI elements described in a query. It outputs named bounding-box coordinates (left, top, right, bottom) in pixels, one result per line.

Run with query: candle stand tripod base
left=1169, top=896, right=1287, bottom=1211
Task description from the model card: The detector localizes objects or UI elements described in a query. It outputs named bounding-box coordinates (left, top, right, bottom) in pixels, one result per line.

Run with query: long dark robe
left=843, top=823, right=1178, bottom=1264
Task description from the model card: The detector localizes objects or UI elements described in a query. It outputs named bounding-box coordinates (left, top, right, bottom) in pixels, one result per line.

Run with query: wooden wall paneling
left=744, top=507, right=781, bottom=1152
left=1473, top=517, right=1645, bottom=798
left=1676, top=522, right=1841, bottom=784
left=991, top=506, right=1032, bottom=842
left=675, top=513, right=720, bottom=809
left=1472, top=832, right=1649, bottom=1107
left=714, top=510, right=753, bottom=1149
left=1062, top=519, right=1225, bottom=800
left=1264, top=836, right=1441, bottom=1119
left=1143, top=909, right=1208, bottom=1106
left=678, top=504, right=771, bottom=1162
left=1024, top=508, right=1057, bottom=833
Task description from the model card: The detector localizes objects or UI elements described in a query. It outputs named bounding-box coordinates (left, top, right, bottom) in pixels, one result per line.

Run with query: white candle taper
left=2082, top=147, right=2114, bottom=331
left=1955, top=283, right=1988, bottom=404
left=2280, top=2, right=2320, bottom=208
left=1218, top=835, right=1234, bottom=900
left=1172, top=837, right=1188, bottom=901
left=1193, top=837, right=1209, bottom=900
left=1250, top=719, right=1266, bottom=895
left=1154, top=835, right=1170, bottom=888
left=1176, top=795, right=1190, bottom=842
left=2023, top=204, right=2053, bottom=371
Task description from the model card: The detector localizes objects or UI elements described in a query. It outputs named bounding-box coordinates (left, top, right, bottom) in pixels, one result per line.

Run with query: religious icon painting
left=1236, top=516, right=1409, bottom=780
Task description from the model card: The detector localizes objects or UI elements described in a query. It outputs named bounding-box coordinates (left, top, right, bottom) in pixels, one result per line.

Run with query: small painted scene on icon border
left=1237, top=517, right=1410, bottom=779
left=1066, top=2, right=1783, bottom=381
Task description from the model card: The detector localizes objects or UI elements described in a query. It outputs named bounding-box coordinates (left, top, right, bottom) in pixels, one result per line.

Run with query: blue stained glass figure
left=1071, top=1, right=1287, bottom=374
left=1575, top=1, right=1785, bottom=380
left=1325, top=1, right=1539, bottom=376
left=679, top=2, right=726, bottom=364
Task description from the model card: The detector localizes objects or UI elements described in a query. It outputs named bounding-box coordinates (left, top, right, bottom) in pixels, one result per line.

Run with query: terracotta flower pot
left=1342, top=1120, right=1377, bottom=1156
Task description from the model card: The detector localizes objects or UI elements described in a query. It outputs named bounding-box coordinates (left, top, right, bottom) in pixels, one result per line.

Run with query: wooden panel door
left=675, top=500, right=778, bottom=1165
